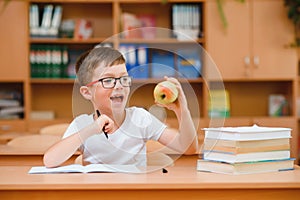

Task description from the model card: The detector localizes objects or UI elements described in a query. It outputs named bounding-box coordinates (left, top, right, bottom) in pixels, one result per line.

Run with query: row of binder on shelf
left=119, top=44, right=202, bottom=79
left=30, top=44, right=113, bottom=79
left=30, top=44, right=70, bottom=78
left=29, top=43, right=202, bottom=79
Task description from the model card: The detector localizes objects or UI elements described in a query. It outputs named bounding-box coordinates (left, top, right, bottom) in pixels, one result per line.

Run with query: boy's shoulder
left=72, top=113, right=94, bottom=126
left=62, top=114, right=93, bottom=139
left=74, top=113, right=93, bottom=120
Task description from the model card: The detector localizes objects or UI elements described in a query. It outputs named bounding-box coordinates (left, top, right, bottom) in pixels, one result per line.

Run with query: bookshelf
left=0, top=0, right=299, bottom=162
left=25, top=0, right=206, bottom=134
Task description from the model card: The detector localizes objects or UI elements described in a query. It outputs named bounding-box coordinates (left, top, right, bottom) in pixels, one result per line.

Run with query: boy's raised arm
left=157, top=77, right=198, bottom=155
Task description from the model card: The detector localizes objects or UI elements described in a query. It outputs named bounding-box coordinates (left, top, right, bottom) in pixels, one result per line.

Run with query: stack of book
left=197, top=125, right=295, bottom=175
left=0, top=90, right=24, bottom=119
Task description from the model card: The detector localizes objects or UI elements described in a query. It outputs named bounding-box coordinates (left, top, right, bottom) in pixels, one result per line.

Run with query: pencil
left=96, top=110, right=108, bottom=139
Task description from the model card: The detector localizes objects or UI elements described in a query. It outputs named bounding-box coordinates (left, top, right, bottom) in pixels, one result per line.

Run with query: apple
left=153, top=81, right=178, bottom=105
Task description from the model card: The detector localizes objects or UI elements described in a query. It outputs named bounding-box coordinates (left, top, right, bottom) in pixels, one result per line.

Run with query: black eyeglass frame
left=86, top=75, right=132, bottom=89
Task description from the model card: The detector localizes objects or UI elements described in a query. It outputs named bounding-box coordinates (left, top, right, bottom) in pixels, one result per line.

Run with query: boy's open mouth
left=110, top=95, right=124, bottom=103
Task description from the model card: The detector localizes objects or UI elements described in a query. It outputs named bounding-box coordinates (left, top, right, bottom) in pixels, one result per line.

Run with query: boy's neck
left=112, top=110, right=126, bottom=127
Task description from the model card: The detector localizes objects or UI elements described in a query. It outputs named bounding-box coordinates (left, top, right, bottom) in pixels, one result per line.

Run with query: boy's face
left=91, top=63, right=130, bottom=115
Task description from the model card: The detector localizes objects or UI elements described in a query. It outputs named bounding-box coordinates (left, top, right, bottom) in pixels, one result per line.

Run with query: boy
left=43, top=47, right=198, bottom=168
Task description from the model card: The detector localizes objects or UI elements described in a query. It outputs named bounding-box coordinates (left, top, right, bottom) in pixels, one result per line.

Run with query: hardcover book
left=0, top=99, right=20, bottom=107
left=203, top=150, right=290, bottom=163
left=204, top=143, right=290, bottom=154
left=197, top=159, right=295, bottom=175
left=204, top=138, right=290, bottom=154
left=204, top=138, right=290, bottom=149
left=203, top=125, right=291, bottom=141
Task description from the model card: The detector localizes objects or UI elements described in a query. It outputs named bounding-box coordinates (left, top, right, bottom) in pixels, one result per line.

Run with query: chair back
left=39, top=123, right=69, bottom=136
left=7, top=134, right=60, bottom=151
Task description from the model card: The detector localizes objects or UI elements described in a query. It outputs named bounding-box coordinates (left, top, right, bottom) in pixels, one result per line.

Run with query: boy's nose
left=114, top=79, right=123, bottom=88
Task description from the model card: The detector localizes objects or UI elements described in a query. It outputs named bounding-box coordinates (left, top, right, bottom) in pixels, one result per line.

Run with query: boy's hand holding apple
left=153, top=77, right=188, bottom=114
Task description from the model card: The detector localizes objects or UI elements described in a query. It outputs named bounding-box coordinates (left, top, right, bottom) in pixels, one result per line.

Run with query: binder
left=177, top=48, right=201, bottom=78
left=129, top=45, right=149, bottom=79
left=151, top=50, right=175, bottom=78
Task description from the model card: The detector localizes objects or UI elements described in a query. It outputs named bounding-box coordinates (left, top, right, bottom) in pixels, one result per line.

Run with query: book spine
left=29, top=4, right=40, bottom=36
left=61, top=45, right=69, bottom=78
left=51, top=45, right=62, bottom=78
left=41, top=5, right=54, bottom=29
left=51, top=5, right=63, bottom=29
left=45, top=45, right=52, bottom=78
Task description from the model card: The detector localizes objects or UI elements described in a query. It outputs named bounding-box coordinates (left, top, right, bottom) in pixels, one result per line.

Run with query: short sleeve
left=62, top=114, right=94, bottom=139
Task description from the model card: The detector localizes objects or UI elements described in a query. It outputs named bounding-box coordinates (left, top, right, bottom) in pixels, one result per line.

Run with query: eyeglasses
left=86, top=76, right=132, bottom=89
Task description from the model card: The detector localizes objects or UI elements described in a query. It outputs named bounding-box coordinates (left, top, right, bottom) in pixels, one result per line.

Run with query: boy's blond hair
left=76, top=47, right=125, bottom=86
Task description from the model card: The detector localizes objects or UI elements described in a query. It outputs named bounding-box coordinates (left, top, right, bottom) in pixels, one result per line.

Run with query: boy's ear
left=80, top=86, right=92, bottom=100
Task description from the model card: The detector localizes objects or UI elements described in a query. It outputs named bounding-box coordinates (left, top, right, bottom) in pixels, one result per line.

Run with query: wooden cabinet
left=205, top=0, right=297, bottom=79
left=205, top=0, right=250, bottom=79
left=0, top=1, right=29, bottom=133
left=0, top=1, right=28, bottom=80
left=252, top=0, right=297, bottom=78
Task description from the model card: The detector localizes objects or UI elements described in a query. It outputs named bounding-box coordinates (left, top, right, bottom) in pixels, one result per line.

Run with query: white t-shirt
left=63, top=107, right=167, bottom=166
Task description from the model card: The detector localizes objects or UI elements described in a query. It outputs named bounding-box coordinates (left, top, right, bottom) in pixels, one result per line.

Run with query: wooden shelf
left=30, top=78, right=76, bottom=84
left=132, top=78, right=203, bottom=84
left=0, top=79, right=27, bottom=83
left=29, top=0, right=114, bottom=4
left=119, top=0, right=206, bottom=2
left=29, top=78, right=203, bottom=84
left=30, top=37, right=111, bottom=44
left=120, top=38, right=205, bottom=44
left=210, top=77, right=297, bottom=82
